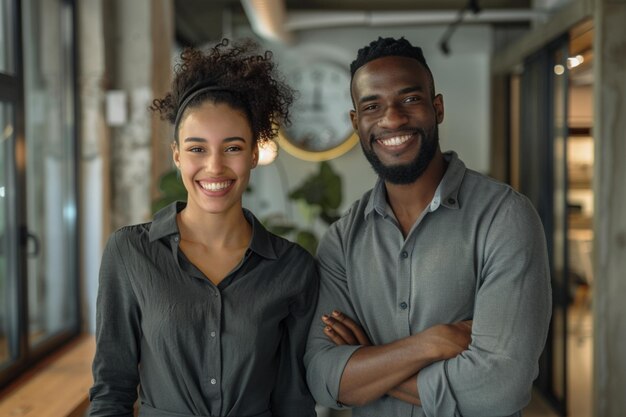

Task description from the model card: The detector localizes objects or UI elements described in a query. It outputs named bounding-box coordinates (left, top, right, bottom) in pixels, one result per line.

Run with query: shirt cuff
left=310, top=344, right=361, bottom=409
left=417, top=360, right=460, bottom=417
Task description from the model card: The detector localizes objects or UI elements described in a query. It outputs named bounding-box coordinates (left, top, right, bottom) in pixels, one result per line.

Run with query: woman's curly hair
left=150, top=38, right=294, bottom=144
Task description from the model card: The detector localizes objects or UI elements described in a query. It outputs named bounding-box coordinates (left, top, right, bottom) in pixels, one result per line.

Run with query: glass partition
left=22, top=0, right=78, bottom=348
left=0, top=101, right=15, bottom=367
left=0, top=0, right=15, bottom=74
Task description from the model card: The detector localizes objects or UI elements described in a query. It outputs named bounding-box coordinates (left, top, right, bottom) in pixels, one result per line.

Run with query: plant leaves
left=295, top=230, right=318, bottom=255
left=288, top=161, right=342, bottom=211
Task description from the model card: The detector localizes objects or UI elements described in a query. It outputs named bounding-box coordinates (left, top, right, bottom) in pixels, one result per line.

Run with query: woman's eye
left=225, top=146, right=242, bottom=153
left=189, top=146, right=204, bottom=153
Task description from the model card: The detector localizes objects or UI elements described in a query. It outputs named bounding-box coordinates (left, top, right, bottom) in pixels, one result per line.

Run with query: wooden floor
left=0, top=334, right=95, bottom=417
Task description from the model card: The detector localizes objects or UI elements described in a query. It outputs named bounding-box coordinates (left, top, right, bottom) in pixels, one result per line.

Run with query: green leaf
left=288, top=161, right=342, bottom=212
left=152, top=169, right=187, bottom=214
left=159, top=170, right=187, bottom=198
left=295, top=230, right=318, bottom=255
left=261, top=213, right=296, bottom=236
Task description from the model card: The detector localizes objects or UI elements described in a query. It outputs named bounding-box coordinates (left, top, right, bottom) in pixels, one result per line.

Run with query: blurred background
left=1, top=0, right=625, bottom=416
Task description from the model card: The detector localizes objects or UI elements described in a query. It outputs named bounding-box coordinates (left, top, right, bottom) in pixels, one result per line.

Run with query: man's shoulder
left=331, top=187, right=375, bottom=231
left=461, top=168, right=530, bottom=206
left=459, top=169, right=541, bottom=232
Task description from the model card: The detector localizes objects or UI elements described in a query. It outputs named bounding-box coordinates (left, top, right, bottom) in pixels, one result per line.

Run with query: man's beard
left=361, top=125, right=439, bottom=185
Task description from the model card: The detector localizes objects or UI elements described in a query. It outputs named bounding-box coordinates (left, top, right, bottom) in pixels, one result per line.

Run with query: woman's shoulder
left=266, top=230, right=315, bottom=262
left=104, top=221, right=154, bottom=254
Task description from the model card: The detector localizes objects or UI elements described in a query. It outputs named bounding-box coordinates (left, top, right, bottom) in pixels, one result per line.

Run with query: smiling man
left=304, top=37, right=552, bottom=417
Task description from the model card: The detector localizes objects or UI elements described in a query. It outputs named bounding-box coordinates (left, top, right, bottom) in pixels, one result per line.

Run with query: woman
left=89, top=39, right=319, bottom=417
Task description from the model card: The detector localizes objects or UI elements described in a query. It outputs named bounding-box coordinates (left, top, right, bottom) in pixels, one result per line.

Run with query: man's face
left=350, top=56, right=444, bottom=184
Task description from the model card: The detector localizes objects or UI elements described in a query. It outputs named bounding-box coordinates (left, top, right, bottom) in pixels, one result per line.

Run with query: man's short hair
left=350, top=37, right=435, bottom=97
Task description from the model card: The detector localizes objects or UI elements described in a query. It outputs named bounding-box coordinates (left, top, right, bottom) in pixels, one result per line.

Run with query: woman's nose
left=204, top=153, right=225, bottom=174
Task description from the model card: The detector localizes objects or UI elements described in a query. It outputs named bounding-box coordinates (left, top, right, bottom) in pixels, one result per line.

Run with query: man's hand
left=322, top=310, right=472, bottom=359
left=322, top=310, right=371, bottom=346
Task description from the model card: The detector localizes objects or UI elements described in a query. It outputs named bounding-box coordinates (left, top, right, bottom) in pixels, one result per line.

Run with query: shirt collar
left=243, top=209, right=279, bottom=260
left=149, top=201, right=184, bottom=242
left=364, top=151, right=465, bottom=219
left=149, top=201, right=278, bottom=260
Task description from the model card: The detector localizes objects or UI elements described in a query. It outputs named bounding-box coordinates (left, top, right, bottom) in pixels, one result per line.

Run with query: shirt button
left=173, top=236, right=179, bottom=242
left=399, top=302, right=408, bottom=310
left=448, top=197, right=456, bottom=205
left=210, top=378, right=217, bottom=385
left=401, top=251, right=408, bottom=259
left=210, top=331, right=216, bottom=338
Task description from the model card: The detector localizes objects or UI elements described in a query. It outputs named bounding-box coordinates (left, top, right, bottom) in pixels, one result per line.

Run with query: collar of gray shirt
left=364, top=150, right=465, bottom=221
left=147, top=201, right=279, bottom=260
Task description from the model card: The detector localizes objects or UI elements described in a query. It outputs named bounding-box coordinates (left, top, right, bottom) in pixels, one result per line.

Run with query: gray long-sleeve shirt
left=304, top=152, right=552, bottom=417
left=89, top=202, right=319, bottom=417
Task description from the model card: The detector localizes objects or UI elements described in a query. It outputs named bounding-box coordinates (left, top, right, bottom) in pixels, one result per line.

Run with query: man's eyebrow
left=398, top=86, right=424, bottom=95
left=358, top=94, right=379, bottom=105
left=358, top=86, right=425, bottom=105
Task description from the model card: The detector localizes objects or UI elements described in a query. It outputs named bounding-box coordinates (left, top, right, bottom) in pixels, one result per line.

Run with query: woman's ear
left=251, top=144, right=259, bottom=169
left=171, top=141, right=181, bottom=168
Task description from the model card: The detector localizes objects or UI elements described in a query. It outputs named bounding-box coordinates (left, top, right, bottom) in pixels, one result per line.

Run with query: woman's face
left=173, top=101, right=258, bottom=217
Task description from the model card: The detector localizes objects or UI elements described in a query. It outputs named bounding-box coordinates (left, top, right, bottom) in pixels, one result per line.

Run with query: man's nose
left=378, top=105, right=409, bottom=129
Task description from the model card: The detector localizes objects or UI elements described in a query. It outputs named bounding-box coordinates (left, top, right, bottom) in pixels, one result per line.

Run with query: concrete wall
left=593, top=1, right=626, bottom=415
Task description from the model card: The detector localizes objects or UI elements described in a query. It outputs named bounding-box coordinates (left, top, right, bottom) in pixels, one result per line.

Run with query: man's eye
left=363, top=104, right=378, bottom=111
left=404, top=96, right=420, bottom=103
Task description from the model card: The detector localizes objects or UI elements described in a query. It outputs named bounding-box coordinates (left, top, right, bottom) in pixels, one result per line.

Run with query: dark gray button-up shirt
left=305, top=152, right=552, bottom=417
left=89, top=202, right=318, bottom=417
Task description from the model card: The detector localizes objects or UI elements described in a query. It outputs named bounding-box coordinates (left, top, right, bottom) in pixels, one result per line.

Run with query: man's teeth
left=379, top=135, right=412, bottom=146
left=200, top=181, right=232, bottom=191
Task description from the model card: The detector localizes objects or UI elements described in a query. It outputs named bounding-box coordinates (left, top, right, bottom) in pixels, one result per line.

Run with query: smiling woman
left=88, top=39, right=319, bottom=417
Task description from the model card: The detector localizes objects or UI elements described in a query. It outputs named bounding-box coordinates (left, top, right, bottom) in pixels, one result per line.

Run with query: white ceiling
left=174, top=0, right=535, bottom=46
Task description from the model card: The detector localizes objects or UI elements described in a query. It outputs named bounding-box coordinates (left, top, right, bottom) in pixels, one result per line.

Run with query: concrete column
left=78, top=0, right=108, bottom=333
left=593, top=0, right=626, bottom=416
left=151, top=0, right=175, bottom=202
left=106, top=0, right=153, bottom=229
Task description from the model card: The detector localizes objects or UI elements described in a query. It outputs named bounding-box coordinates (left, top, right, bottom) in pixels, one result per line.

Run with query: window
left=0, top=0, right=79, bottom=389
left=0, top=0, right=15, bottom=74
left=0, top=102, right=17, bottom=369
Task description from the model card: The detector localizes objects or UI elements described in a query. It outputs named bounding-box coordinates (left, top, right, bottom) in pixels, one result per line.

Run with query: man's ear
left=350, top=109, right=358, bottom=132
left=434, top=94, right=445, bottom=124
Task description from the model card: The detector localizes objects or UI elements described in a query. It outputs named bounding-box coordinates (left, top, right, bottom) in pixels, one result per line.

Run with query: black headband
left=174, top=82, right=229, bottom=142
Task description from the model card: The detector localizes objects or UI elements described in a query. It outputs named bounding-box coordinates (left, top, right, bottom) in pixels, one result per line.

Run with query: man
left=304, top=37, right=552, bottom=417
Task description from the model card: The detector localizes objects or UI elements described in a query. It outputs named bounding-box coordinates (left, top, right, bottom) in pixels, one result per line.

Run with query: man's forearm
left=322, top=312, right=471, bottom=407
left=338, top=335, right=435, bottom=406
left=387, top=374, right=421, bottom=405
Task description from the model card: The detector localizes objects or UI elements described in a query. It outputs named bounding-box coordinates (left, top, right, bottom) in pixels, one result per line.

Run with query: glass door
left=517, top=34, right=570, bottom=416
left=0, top=0, right=79, bottom=389
left=550, top=39, right=571, bottom=417
left=0, top=101, right=17, bottom=369
left=0, top=0, right=22, bottom=375
left=22, top=0, right=79, bottom=349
